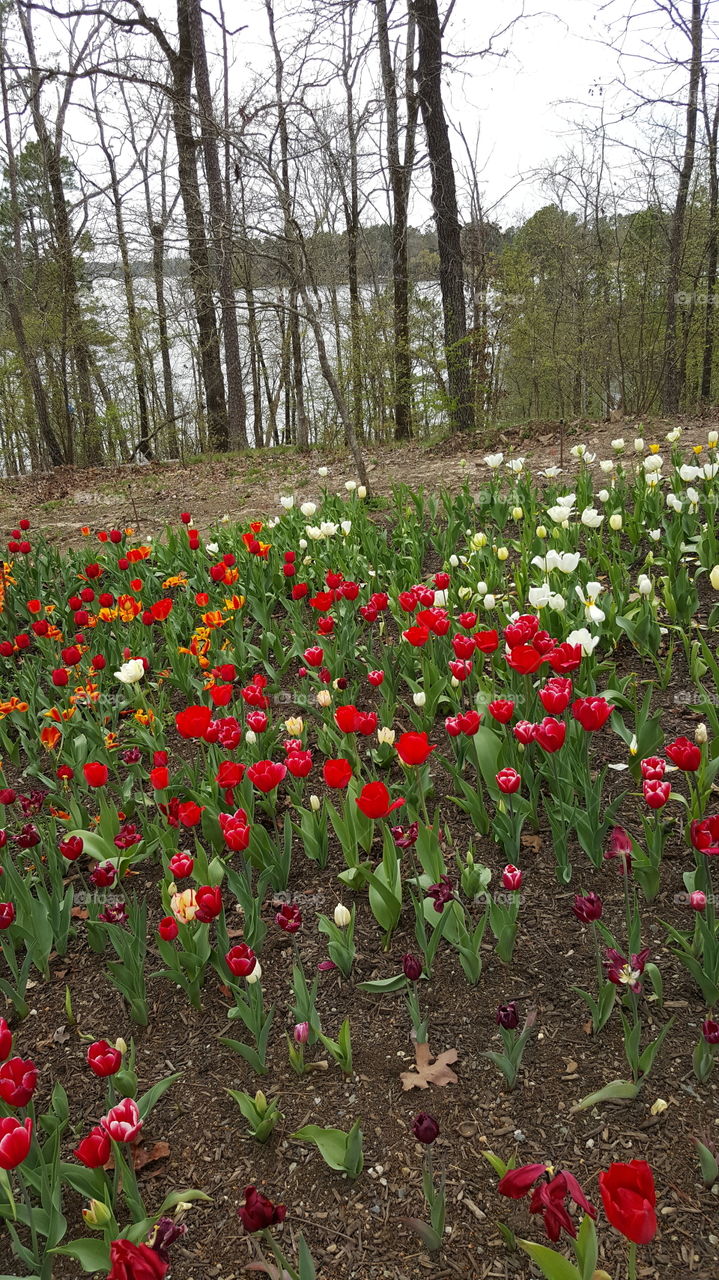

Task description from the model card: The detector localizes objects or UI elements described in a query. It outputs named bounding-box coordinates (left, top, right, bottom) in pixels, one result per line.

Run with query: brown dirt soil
left=2, top=412, right=717, bottom=543
left=1, top=418, right=719, bottom=1279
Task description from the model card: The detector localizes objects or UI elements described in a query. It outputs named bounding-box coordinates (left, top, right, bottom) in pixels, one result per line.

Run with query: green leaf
left=481, top=1149, right=509, bottom=1178
left=51, top=1238, right=110, bottom=1271
left=356, top=973, right=406, bottom=993
left=136, top=1071, right=182, bottom=1120
left=298, top=1234, right=317, bottom=1280
left=516, top=1238, right=582, bottom=1280
left=571, top=1079, right=640, bottom=1112
left=694, top=1138, right=719, bottom=1187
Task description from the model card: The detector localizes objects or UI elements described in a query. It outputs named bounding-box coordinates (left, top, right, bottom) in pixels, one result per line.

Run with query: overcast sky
left=26, top=0, right=718, bottom=232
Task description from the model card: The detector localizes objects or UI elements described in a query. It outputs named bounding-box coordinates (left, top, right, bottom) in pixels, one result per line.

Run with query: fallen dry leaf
left=521, top=834, right=542, bottom=853
left=400, top=1041, right=459, bottom=1091
left=108, top=1140, right=170, bottom=1173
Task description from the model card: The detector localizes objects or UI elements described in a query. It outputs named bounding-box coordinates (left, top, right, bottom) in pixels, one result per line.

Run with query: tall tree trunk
left=701, top=73, right=719, bottom=402
left=265, top=0, right=309, bottom=449
left=663, top=0, right=702, bottom=414
left=0, top=247, right=64, bottom=466
left=173, top=0, right=229, bottom=451
left=377, top=0, right=418, bottom=440
left=187, top=0, right=247, bottom=448
left=411, top=0, right=472, bottom=432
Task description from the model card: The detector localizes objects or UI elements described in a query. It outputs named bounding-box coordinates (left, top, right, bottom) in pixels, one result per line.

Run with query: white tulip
left=340, top=520, right=352, bottom=535
left=609, top=513, right=622, bottom=531
left=317, top=467, right=329, bottom=477
left=666, top=428, right=681, bottom=443
left=298, top=538, right=308, bottom=550
left=320, top=521, right=338, bottom=536
left=280, top=495, right=294, bottom=509
left=566, top=627, right=600, bottom=655
left=377, top=726, right=395, bottom=745
left=484, top=453, right=503, bottom=468
left=643, top=455, right=663, bottom=473
left=316, top=689, right=332, bottom=707
left=581, top=506, right=604, bottom=528
left=345, top=480, right=357, bottom=492
left=710, top=564, right=719, bottom=589
left=528, top=585, right=552, bottom=609
left=708, top=431, right=718, bottom=447
left=483, top=593, right=496, bottom=608
left=334, top=903, right=351, bottom=927
left=506, top=457, right=525, bottom=473
left=597, top=489, right=610, bottom=503
left=599, top=460, right=614, bottom=474
left=634, top=437, right=645, bottom=452
left=679, top=464, right=700, bottom=482
left=245, top=730, right=257, bottom=745
left=413, top=691, right=426, bottom=707
left=648, top=529, right=661, bottom=541
left=549, top=592, right=566, bottom=611
left=541, top=466, right=562, bottom=478
left=449, top=554, right=459, bottom=567
left=702, top=462, right=719, bottom=480
left=301, top=502, right=317, bottom=517
left=114, top=658, right=145, bottom=685
left=357, top=486, right=367, bottom=498
left=575, top=581, right=605, bottom=624
left=476, top=581, right=488, bottom=596
left=310, top=794, right=321, bottom=811
left=666, top=493, right=683, bottom=512
left=205, top=541, right=219, bottom=554
left=497, top=546, right=509, bottom=561
left=637, top=575, right=652, bottom=596
left=611, top=437, right=625, bottom=452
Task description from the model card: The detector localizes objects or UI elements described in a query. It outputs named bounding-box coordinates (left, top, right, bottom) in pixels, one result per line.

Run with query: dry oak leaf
left=400, top=1041, right=459, bottom=1091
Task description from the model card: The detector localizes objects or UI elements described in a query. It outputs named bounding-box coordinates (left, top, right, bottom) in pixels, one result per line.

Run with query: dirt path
left=3, top=413, right=716, bottom=540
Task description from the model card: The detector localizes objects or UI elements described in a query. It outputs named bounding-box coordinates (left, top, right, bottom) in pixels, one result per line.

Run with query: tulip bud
left=536, top=524, right=548, bottom=539
left=357, top=485, right=367, bottom=498
left=83, top=1199, right=113, bottom=1229
left=512, top=506, right=523, bottom=520
left=609, top=513, right=622, bottom=531
left=402, top=953, right=422, bottom=982
left=294, top=1021, right=309, bottom=1044
left=254, top=1089, right=268, bottom=1113
left=309, top=794, right=321, bottom=812
left=476, top=581, right=488, bottom=596
left=695, top=723, right=708, bottom=745
left=502, top=864, right=522, bottom=890
left=449, top=554, right=459, bottom=567
left=497, top=546, right=509, bottom=561
left=710, top=564, right=719, bottom=590
left=690, top=890, right=707, bottom=911
left=496, top=1002, right=519, bottom=1029
left=708, top=431, right=718, bottom=447
left=246, top=960, right=262, bottom=984
left=245, top=730, right=257, bottom=745
left=412, top=1112, right=439, bottom=1144
left=114, top=1038, right=127, bottom=1056
left=334, top=903, right=351, bottom=928
left=316, top=690, right=332, bottom=707
left=413, top=691, right=426, bottom=707
left=484, top=594, right=496, bottom=609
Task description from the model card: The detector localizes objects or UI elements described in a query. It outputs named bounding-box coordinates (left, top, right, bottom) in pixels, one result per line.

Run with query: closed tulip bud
left=412, top=1113, right=439, bottom=1144
left=449, top=554, right=459, bottom=567
left=502, top=864, right=522, bottom=890
left=496, top=1002, right=519, bottom=1029
left=711, top=564, right=719, bottom=590
left=309, top=794, right=321, bottom=812
left=484, top=594, right=496, bottom=609
left=83, top=1199, right=113, bottom=1229
left=402, top=953, right=422, bottom=982
left=609, top=513, right=622, bottom=531
left=294, top=1021, right=309, bottom=1044
left=536, top=524, right=548, bottom=538
left=695, top=723, right=708, bottom=745
left=690, top=890, right=707, bottom=911
left=709, top=431, right=719, bottom=447
left=357, top=485, right=367, bottom=498
left=334, top=903, right=351, bottom=928
left=413, top=691, right=426, bottom=707
left=316, top=689, right=332, bottom=707
left=512, top=506, right=523, bottom=520
left=497, top=546, right=509, bottom=561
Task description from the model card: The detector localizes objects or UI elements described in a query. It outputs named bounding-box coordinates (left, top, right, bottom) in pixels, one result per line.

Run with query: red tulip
left=195, top=885, right=223, bottom=922
left=168, top=852, right=194, bottom=879
left=534, top=717, right=566, bottom=752
left=0, top=1019, right=12, bottom=1061
left=323, top=758, right=353, bottom=788
left=177, top=801, right=204, bottom=827
left=513, top=720, right=536, bottom=745
left=175, top=704, right=212, bottom=739
left=286, top=750, right=313, bottom=778
left=640, top=756, right=665, bottom=780
left=87, top=1040, right=122, bottom=1077
left=0, top=1056, right=37, bottom=1106
left=474, top=628, right=499, bottom=653
left=107, top=1238, right=168, bottom=1279
left=547, top=642, right=582, bottom=674
left=402, top=624, right=430, bottom=647
left=158, top=916, right=179, bottom=942
left=395, top=731, right=436, bottom=766
left=666, top=735, right=701, bottom=772
left=150, top=766, right=169, bottom=789
left=247, top=759, right=287, bottom=792
left=506, top=644, right=546, bottom=675
left=598, top=1159, right=657, bottom=1245
left=216, top=761, right=245, bottom=789
left=74, top=1124, right=111, bottom=1168
left=643, top=779, right=671, bottom=809
left=238, top=1185, right=286, bottom=1232
left=572, top=696, right=614, bottom=731
left=502, top=864, right=523, bottom=890
left=83, top=761, right=109, bottom=788
left=275, top=903, right=302, bottom=932
left=101, top=1097, right=143, bottom=1144
left=0, top=903, right=16, bottom=930
left=335, top=704, right=362, bottom=733
left=538, top=677, right=572, bottom=714
left=488, top=698, right=514, bottom=724
left=356, top=781, right=405, bottom=820
left=496, top=768, right=521, bottom=794
left=219, top=809, right=251, bottom=852
left=226, top=943, right=257, bottom=978
left=0, top=1116, right=32, bottom=1170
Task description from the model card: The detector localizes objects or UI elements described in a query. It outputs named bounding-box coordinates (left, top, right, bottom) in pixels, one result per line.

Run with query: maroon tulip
left=496, top=1002, right=519, bottom=1029
left=402, top=953, right=423, bottom=982
left=412, top=1113, right=439, bottom=1144
left=572, top=892, right=603, bottom=923
left=237, top=1185, right=286, bottom=1232
left=275, top=903, right=302, bottom=933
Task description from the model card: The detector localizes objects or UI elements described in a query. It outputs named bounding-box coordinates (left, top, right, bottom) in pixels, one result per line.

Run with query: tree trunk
left=377, top=0, right=418, bottom=440
left=663, top=0, right=702, bottom=414
left=187, top=0, right=247, bottom=448
left=701, top=74, right=719, bottom=402
left=411, top=0, right=472, bottom=432
left=173, top=0, right=229, bottom=451
left=0, top=247, right=64, bottom=466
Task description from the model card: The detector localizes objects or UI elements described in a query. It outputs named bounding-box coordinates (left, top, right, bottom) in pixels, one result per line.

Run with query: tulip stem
left=628, top=1239, right=637, bottom=1280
